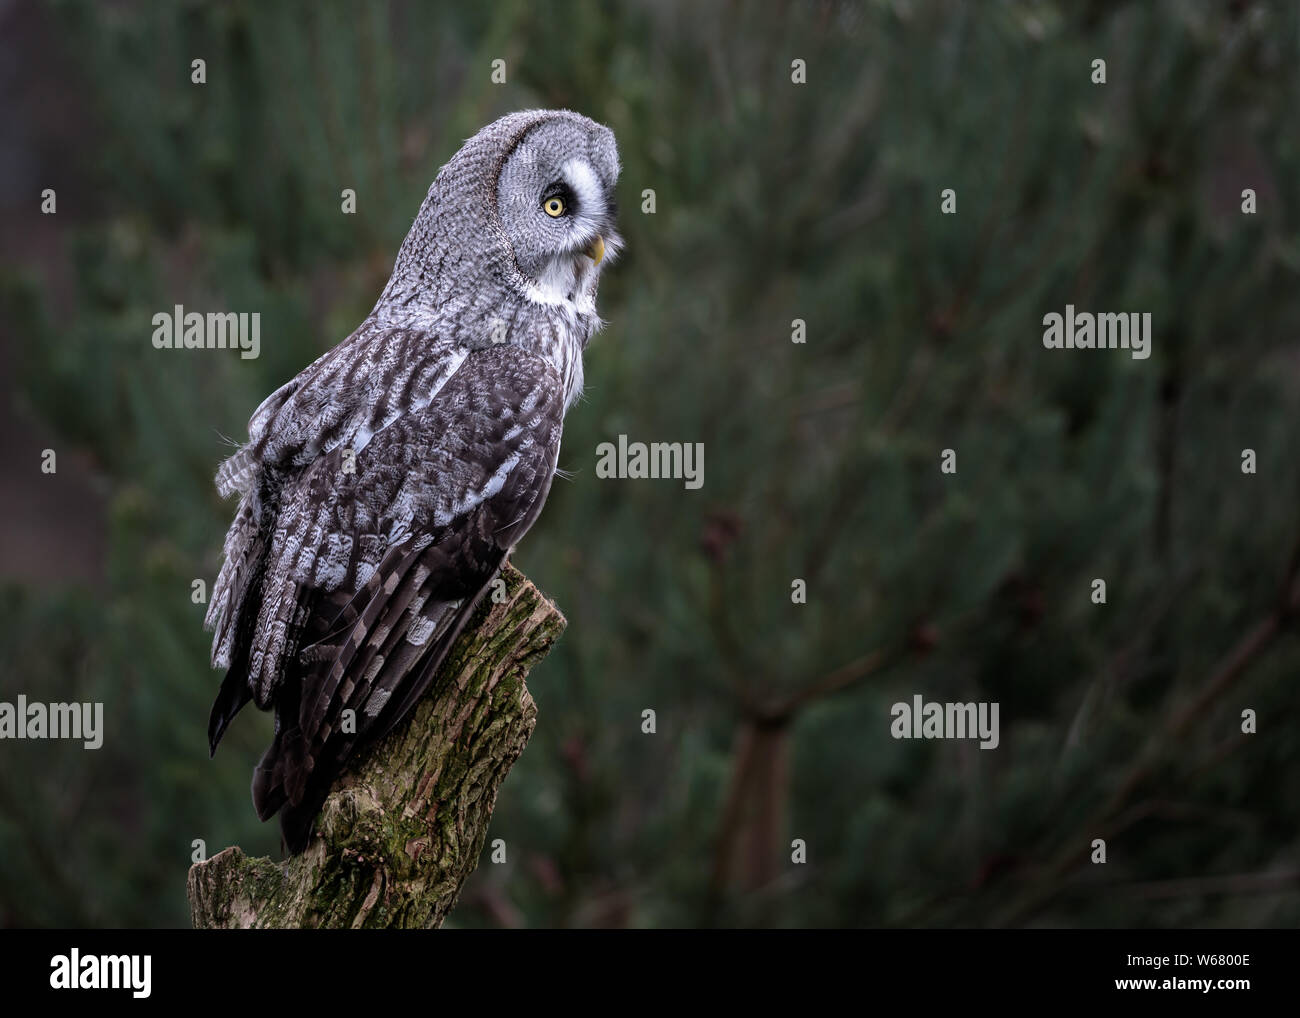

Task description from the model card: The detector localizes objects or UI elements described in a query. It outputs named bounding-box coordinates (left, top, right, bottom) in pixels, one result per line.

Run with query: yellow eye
left=543, top=196, right=566, bottom=217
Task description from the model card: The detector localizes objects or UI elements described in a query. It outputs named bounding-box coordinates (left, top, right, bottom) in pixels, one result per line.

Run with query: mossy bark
left=187, top=564, right=563, bottom=929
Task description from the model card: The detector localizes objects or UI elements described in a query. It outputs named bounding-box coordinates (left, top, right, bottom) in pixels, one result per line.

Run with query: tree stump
left=187, top=564, right=563, bottom=928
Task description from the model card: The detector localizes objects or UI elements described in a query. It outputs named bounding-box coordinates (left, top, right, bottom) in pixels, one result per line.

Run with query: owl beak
left=583, top=235, right=606, bottom=265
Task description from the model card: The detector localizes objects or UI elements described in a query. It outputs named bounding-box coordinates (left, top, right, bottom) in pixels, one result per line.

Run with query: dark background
left=1, top=0, right=1297, bottom=928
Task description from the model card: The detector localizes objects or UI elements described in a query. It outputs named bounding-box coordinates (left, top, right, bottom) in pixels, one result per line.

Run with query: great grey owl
left=205, top=109, right=621, bottom=853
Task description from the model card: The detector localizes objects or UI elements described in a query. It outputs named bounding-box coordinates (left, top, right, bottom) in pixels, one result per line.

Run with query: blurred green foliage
left=1, top=0, right=1298, bottom=927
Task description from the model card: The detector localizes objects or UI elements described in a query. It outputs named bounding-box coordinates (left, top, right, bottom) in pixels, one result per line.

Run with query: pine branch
left=186, top=564, right=565, bottom=929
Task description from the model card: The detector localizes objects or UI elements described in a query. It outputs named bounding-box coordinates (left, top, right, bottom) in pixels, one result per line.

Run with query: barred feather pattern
left=204, top=109, right=621, bottom=853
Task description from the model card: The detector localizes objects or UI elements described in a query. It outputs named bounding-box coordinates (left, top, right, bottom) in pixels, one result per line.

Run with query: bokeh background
left=1, top=0, right=1298, bottom=928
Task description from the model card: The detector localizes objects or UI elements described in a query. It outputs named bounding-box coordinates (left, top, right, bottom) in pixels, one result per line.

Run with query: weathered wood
left=187, top=564, right=563, bottom=928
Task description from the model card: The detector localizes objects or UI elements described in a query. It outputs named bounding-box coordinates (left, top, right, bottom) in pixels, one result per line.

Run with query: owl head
left=496, top=114, right=622, bottom=309
left=378, top=109, right=622, bottom=337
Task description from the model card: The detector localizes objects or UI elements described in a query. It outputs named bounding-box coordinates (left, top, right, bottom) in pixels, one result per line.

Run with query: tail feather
left=251, top=738, right=288, bottom=820
left=277, top=787, right=331, bottom=855
left=208, top=667, right=253, bottom=757
left=254, top=563, right=500, bottom=853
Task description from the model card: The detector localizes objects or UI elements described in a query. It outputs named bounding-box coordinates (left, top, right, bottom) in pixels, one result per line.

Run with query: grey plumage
left=205, top=109, right=621, bottom=853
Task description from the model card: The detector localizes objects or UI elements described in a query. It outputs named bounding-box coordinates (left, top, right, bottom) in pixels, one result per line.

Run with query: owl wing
left=204, top=328, right=469, bottom=675
left=207, top=342, right=565, bottom=853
